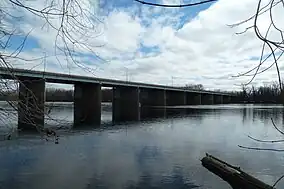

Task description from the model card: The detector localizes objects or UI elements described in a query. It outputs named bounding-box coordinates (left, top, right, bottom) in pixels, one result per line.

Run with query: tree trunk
left=201, top=153, right=274, bottom=189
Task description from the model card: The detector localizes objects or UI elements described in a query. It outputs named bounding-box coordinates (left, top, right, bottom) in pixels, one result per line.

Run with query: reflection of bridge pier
left=0, top=68, right=237, bottom=131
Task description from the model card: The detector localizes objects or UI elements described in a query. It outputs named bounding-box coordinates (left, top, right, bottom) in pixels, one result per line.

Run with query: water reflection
left=125, top=167, right=200, bottom=189
left=1, top=104, right=284, bottom=189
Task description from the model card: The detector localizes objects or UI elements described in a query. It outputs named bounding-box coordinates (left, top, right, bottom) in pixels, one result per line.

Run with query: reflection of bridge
left=0, top=67, right=237, bottom=130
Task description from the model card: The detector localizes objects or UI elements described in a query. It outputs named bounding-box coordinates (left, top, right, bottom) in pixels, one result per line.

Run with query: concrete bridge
left=0, top=67, right=237, bottom=130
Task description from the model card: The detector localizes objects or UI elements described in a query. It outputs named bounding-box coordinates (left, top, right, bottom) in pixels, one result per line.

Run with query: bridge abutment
left=112, top=86, right=140, bottom=123
left=74, top=83, right=101, bottom=126
left=140, top=89, right=166, bottom=119
left=18, top=78, right=45, bottom=131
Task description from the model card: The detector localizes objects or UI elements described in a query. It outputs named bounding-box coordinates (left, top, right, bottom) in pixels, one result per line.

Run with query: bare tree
left=229, top=0, right=284, bottom=91
left=0, top=0, right=104, bottom=141
left=136, top=0, right=284, bottom=187
left=183, top=83, right=204, bottom=90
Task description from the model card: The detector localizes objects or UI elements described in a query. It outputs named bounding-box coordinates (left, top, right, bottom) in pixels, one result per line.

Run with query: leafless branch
left=273, top=174, right=284, bottom=187
left=238, top=145, right=284, bottom=152
left=230, top=0, right=284, bottom=90
left=247, top=135, right=284, bottom=143
left=134, top=0, right=217, bottom=8
left=0, top=0, right=105, bottom=141
left=271, top=117, right=284, bottom=135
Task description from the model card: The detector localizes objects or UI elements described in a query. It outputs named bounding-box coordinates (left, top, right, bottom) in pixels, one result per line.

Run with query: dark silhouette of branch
left=0, top=0, right=106, bottom=141
left=247, top=135, right=284, bottom=143
left=227, top=0, right=279, bottom=28
left=273, top=174, right=284, bottom=187
left=271, top=117, right=284, bottom=135
left=232, top=48, right=279, bottom=78
left=134, top=0, right=217, bottom=8
left=229, top=0, right=284, bottom=90
left=238, top=145, right=284, bottom=152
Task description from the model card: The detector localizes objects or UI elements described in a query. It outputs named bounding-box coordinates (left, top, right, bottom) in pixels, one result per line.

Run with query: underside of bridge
left=15, top=76, right=236, bottom=131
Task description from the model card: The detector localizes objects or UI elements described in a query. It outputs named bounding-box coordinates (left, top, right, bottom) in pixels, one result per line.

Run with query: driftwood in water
left=201, top=153, right=274, bottom=189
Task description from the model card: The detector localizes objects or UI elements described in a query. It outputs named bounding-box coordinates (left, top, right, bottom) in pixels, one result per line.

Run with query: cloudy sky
left=3, top=0, right=284, bottom=90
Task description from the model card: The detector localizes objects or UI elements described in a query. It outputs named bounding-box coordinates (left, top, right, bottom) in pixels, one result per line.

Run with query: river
left=1, top=103, right=284, bottom=189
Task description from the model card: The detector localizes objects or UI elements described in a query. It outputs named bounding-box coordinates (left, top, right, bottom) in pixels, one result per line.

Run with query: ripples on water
left=1, top=103, right=284, bottom=189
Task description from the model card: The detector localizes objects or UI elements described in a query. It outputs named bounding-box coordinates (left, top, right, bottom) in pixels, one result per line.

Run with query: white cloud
left=3, top=0, right=284, bottom=91
left=98, top=10, right=144, bottom=53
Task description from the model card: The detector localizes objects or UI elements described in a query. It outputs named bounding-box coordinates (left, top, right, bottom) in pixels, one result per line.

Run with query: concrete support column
left=201, top=94, right=214, bottom=105
left=223, top=96, right=231, bottom=104
left=74, top=83, right=101, bottom=126
left=214, top=95, right=223, bottom=104
left=166, top=90, right=187, bottom=116
left=166, top=90, right=187, bottom=106
left=112, top=86, right=140, bottom=123
left=18, top=78, right=45, bottom=131
left=140, top=89, right=166, bottom=119
left=183, top=91, right=187, bottom=105
left=186, top=92, right=201, bottom=105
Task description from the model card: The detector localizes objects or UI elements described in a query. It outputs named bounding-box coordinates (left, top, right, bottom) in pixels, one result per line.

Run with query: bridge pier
left=18, top=78, right=45, bottom=131
left=112, top=86, right=140, bottom=123
left=166, top=90, right=187, bottom=116
left=74, top=83, right=101, bottom=126
left=223, top=96, right=231, bottom=104
left=201, top=94, right=214, bottom=105
left=140, top=89, right=166, bottom=119
left=166, top=90, right=187, bottom=106
left=214, top=95, right=223, bottom=104
left=186, top=92, right=201, bottom=105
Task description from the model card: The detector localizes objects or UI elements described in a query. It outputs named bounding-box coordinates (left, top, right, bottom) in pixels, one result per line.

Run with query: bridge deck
left=0, top=67, right=233, bottom=96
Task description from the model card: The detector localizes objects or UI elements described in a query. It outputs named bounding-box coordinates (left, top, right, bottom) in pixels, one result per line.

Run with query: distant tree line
left=46, top=89, right=73, bottom=102
left=0, top=91, right=17, bottom=101
left=182, top=82, right=284, bottom=104
left=46, top=88, right=113, bottom=102
left=182, top=84, right=204, bottom=90
left=232, top=82, right=283, bottom=104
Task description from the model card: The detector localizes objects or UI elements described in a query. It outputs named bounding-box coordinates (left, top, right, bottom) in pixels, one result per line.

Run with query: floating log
left=201, top=153, right=274, bottom=189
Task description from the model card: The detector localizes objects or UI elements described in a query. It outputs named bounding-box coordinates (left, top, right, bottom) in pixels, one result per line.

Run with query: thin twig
left=133, top=0, right=217, bottom=8
left=271, top=118, right=284, bottom=135
left=238, top=145, right=284, bottom=152
left=273, top=174, right=284, bottom=187
left=248, top=135, right=284, bottom=143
